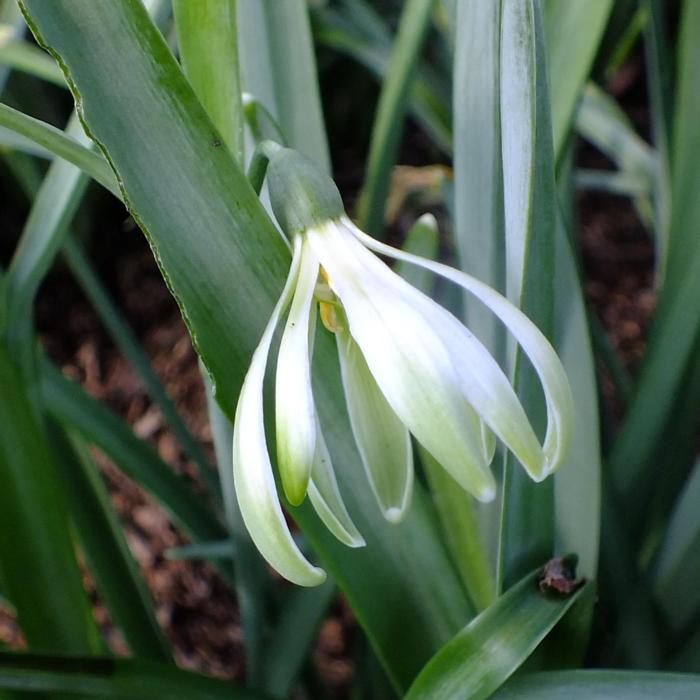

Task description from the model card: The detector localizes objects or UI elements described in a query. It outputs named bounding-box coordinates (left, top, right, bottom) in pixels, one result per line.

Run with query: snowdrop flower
left=233, top=146, right=573, bottom=586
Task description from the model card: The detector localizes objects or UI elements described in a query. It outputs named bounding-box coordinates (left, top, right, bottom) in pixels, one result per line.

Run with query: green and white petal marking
left=232, top=235, right=325, bottom=587
left=336, top=327, right=413, bottom=521
left=275, top=236, right=320, bottom=505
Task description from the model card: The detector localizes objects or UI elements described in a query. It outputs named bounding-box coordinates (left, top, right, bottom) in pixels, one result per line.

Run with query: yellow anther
left=319, top=301, right=344, bottom=333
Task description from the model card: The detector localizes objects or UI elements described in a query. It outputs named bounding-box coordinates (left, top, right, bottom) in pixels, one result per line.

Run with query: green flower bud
left=266, top=147, right=344, bottom=236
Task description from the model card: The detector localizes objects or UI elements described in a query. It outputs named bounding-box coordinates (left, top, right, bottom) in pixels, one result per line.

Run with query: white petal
left=336, top=328, right=413, bottom=522
left=275, top=238, right=320, bottom=505
left=232, top=235, right=326, bottom=587
left=350, top=220, right=574, bottom=479
left=307, top=423, right=366, bottom=547
left=306, top=222, right=497, bottom=502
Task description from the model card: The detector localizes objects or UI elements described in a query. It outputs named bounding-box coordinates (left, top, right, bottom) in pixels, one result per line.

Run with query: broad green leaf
left=492, top=670, right=700, bottom=699
left=0, top=651, right=270, bottom=699
left=41, top=361, right=227, bottom=546
left=238, top=0, right=329, bottom=169
left=543, top=0, right=614, bottom=158
left=0, top=345, right=99, bottom=653
left=406, top=569, right=591, bottom=700
left=498, top=0, right=556, bottom=589
left=356, top=0, right=435, bottom=236
left=20, top=2, right=471, bottom=690
left=48, top=424, right=170, bottom=661
left=0, top=103, right=118, bottom=196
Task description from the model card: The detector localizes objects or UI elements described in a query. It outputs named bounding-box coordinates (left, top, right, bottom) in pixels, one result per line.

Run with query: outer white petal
left=306, top=222, right=497, bottom=502
left=336, top=327, right=413, bottom=522
left=351, top=221, right=574, bottom=479
left=232, top=235, right=325, bottom=587
left=275, top=238, right=320, bottom=505
left=307, top=422, right=366, bottom=547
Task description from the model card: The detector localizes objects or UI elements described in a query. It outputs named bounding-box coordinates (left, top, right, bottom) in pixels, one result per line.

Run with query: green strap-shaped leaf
left=0, top=651, right=270, bottom=699
left=173, top=0, right=243, bottom=164
left=313, top=4, right=451, bottom=152
left=608, top=0, right=700, bottom=526
left=653, top=457, right=700, bottom=631
left=0, top=36, right=65, bottom=86
left=543, top=0, right=614, bottom=159
left=492, top=670, right=700, bottom=699
left=0, top=103, right=118, bottom=195
left=238, top=0, right=330, bottom=169
left=453, top=0, right=505, bottom=360
left=406, top=569, right=591, bottom=700
left=21, top=2, right=471, bottom=691
left=498, top=0, right=556, bottom=589
left=357, top=0, right=435, bottom=236
left=0, top=345, right=100, bottom=653
left=48, top=424, right=171, bottom=661
left=41, top=361, right=227, bottom=546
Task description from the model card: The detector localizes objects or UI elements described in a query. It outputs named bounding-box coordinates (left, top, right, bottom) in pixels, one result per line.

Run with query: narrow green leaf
left=498, top=0, right=557, bottom=589
left=422, top=447, right=495, bottom=612
left=357, top=0, right=435, bottom=236
left=173, top=0, right=243, bottom=164
left=0, top=651, right=270, bottom=700
left=40, top=361, right=227, bottom=545
left=552, top=213, right=601, bottom=579
left=314, top=4, right=451, bottom=152
left=5, top=112, right=90, bottom=357
left=263, top=579, right=335, bottom=699
left=608, top=0, right=700, bottom=519
left=492, top=670, right=700, bottom=699
left=452, top=0, right=505, bottom=358
left=48, top=424, right=170, bottom=661
left=543, top=0, right=614, bottom=158
left=576, top=83, right=656, bottom=176
left=406, top=570, right=591, bottom=700
left=652, top=457, right=700, bottom=630
left=643, top=0, right=672, bottom=276
left=62, top=237, right=220, bottom=496
left=205, top=373, right=269, bottom=687
left=0, top=36, right=65, bottom=86
left=0, top=345, right=99, bottom=653
left=166, top=540, right=232, bottom=560
left=20, top=3, right=472, bottom=691
left=0, top=103, right=119, bottom=196
left=238, top=0, right=330, bottom=169
left=396, top=216, right=495, bottom=610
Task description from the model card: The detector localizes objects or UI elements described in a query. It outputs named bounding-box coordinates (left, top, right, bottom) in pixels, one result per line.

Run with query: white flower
left=232, top=148, right=574, bottom=586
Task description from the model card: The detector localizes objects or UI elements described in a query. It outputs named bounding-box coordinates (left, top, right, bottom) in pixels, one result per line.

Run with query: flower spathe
left=232, top=147, right=574, bottom=587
